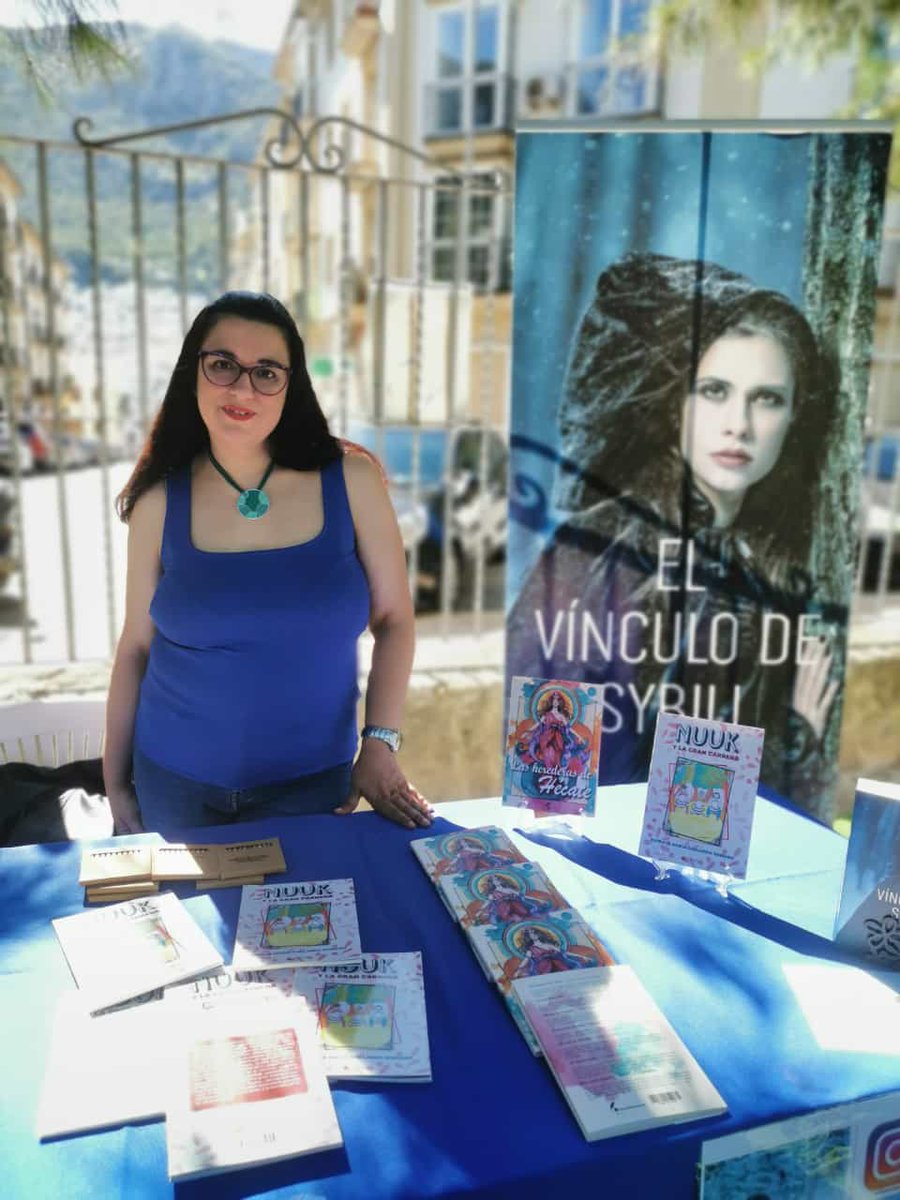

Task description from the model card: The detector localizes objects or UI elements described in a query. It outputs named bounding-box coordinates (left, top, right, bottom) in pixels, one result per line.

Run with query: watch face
left=364, top=726, right=401, bottom=752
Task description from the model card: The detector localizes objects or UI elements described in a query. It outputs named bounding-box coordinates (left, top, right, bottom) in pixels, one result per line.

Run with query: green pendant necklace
left=207, top=449, right=275, bottom=519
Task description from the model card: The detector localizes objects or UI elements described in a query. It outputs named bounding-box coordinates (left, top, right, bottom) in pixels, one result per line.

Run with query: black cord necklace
left=207, top=449, right=275, bottom=519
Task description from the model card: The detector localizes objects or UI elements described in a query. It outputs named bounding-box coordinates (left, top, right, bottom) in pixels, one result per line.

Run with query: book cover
left=513, top=964, right=726, bottom=1141
left=78, top=845, right=152, bottom=887
left=468, top=909, right=614, bottom=1054
left=51, top=892, right=224, bottom=1014
left=637, top=713, right=764, bottom=877
left=834, top=778, right=900, bottom=968
left=35, top=990, right=172, bottom=1138
left=165, top=997, right=342, bottom=1180
left=503, top=676, right=602, bottom=816
left=220, top=838, right=287, bottom=878
left=232, top=879, right=361, bottom=970
left=150, top=844, right=223, bottom=881
left=437, top=861, right=569, bottom=929
left=293, top=952, right=431, bottom=1081
left=410, top=826, right=527, bottom=884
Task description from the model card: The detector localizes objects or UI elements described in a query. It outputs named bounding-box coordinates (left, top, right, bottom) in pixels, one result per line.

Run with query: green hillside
left=0, top=23, right=282, bottom=287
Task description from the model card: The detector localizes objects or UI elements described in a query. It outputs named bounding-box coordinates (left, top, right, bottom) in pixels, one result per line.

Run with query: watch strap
left=361, top=724, right=402, bottom=752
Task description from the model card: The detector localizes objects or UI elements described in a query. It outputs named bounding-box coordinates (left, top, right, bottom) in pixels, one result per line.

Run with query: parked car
left=0, top=428, right=34, bottom=475
left=0, top=480, right=16, bottom=593
left=17, top=421, right=53, bottom=472
left=348, top=421, right=508, bottom=610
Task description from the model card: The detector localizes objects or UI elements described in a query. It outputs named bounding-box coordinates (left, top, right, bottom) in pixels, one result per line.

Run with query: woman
left=507, top=252, right=840, bottom=810
left=104, top=290, right=433, bottom=834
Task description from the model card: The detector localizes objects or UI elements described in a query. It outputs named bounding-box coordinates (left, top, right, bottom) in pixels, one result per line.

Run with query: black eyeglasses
left=198, top=351, right=290, bottom=396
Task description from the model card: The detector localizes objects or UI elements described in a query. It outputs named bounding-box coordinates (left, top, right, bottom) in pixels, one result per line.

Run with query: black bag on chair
left=0, top=758, right=109, bottom=845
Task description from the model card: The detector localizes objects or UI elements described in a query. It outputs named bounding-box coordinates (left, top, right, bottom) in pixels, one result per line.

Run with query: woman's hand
left=107, top=785, right=145, bottom=835
left=334, top=739, right=434, bottom=829
left=792, top=635, right=839, bottom=742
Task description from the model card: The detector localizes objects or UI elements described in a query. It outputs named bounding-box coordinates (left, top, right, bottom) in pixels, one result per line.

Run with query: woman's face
left=196, top=315, right=290, bottom=452
left=680, top=331, right=795, bottom=522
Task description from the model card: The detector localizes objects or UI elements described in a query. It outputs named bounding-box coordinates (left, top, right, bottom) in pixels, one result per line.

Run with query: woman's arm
left=103, top=484, right=165, bottom=833
left=334, top=452, right=433, bottom=828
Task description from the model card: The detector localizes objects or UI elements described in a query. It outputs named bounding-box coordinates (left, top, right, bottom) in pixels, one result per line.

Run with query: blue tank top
left=134, top=458, right=370, bottom=788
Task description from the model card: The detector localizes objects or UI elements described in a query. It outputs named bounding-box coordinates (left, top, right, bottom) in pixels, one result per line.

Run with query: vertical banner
left=506, top=127, right=891, bottom=819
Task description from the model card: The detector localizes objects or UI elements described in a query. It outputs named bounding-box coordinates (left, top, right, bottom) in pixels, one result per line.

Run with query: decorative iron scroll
left=72, top=109, right=481, bottom=186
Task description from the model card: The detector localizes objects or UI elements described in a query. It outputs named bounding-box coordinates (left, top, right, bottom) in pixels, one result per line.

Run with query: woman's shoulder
left=340, top=444, right=387, bottom=498
left=129, top=479, right=167, bottom=526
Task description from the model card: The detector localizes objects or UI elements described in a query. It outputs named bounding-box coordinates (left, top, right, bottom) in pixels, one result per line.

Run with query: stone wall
left=3, top=634, right=898, bottom=821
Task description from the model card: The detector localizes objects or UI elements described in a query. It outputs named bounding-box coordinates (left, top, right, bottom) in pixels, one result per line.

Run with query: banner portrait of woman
left=506, top=128, right=891, bottom=819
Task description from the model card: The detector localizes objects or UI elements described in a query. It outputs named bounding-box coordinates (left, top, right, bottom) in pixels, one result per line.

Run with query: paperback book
left=834, top=777, right=900, bottom=968
left=165, top=994, right=342, bottom=1180
left=503, top=676, right=603, bottom=816
left=232, top=878, right=362, bottom=970
left=51, top=892, right=224, bottom=1014
left=292, top=952, right=431, bottom=1081
left=437, top=860, right=569, bottom=929
left=637, top=713, right=764, bottom=877
left=513, top=965, right=727, bottom=1141
left=468, top=909, right=614, bottom=1054
left=85, top=881, right=159, bottom=903
left=411, top=826, right=527, bottom=884
left=35, top=990, right=171, bottom=1138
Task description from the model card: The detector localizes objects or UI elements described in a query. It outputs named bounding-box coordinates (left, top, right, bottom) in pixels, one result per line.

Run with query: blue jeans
left=132, top=746, right=353, bottom=834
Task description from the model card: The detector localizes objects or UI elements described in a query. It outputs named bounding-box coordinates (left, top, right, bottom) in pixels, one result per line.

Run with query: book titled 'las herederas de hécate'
left=503, top=676, right=603, bottom=817
left=437, top=860, right=570, bottom=929
left=513, top=964, right=726, bottom=1140
left=51, top=891, right=224, bottom=1014
left=638, top=713, right=764, bottom=877
left=468, top=908, right=615, bottom=1054
left=834, top=777, right=900, bottom=968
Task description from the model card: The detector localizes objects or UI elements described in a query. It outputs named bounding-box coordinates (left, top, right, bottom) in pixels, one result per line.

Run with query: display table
left=2, top=785, right=898, bottom=1199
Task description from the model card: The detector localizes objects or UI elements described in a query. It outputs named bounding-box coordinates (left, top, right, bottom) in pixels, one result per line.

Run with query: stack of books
left=43, top=872, right=433, bottom=1179
left=78, top=836, right=287, bottom=903
left=411, top=825, right=614, bottom=1054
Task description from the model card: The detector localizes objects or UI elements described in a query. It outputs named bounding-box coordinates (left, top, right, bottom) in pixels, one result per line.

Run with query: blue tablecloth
left=2, top=785, right=898, bottom=1199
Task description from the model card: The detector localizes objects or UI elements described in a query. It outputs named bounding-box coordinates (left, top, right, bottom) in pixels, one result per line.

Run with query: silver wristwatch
left=361, top=724, right=402, bottom=753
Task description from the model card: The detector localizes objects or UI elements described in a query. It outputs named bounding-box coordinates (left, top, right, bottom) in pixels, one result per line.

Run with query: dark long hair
left=116, top=291, right=342, bottom=521
left=556, top=252, right=833, bottom=566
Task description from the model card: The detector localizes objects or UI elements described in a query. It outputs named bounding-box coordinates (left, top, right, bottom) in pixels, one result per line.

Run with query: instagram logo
left=865, top=1120, right=900, bottom=1192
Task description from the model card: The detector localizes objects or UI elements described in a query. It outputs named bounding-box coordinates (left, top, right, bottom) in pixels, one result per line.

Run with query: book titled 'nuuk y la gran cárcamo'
left=638, top=713, right=764, bottom=878
left=503, top=676, right=603, bottom=817
left=165, top=994, right=342, bottom=1180
left=232, top=878, right=361, bottom=971
left=834, top=778, right=900, bottom=968
left=293, top=951, right=432, bottom=1081
left=51, top=891, right=224, bottom=1014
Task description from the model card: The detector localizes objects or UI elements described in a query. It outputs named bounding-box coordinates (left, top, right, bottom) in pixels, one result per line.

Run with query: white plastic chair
left=0, top=698, right=107, bottom=766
